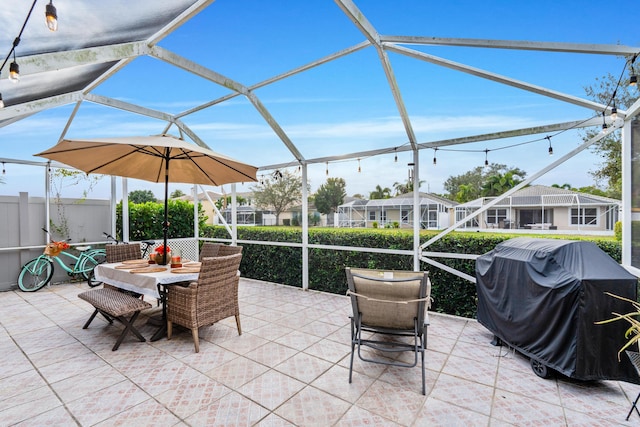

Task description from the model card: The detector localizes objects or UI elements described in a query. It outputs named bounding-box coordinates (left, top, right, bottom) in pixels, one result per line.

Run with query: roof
left=339, top=191, right=457, bottom=208
left=456, top=185, right=620, bottom=208
left=0, top=0, right=203, bottom=113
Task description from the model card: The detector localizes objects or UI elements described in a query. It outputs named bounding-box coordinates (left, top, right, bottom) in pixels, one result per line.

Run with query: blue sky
left=0, top=0, right=638, bottom=200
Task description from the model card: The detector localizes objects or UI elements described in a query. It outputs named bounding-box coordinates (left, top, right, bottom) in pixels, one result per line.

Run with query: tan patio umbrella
left=36, top=134, right=258, bottom=262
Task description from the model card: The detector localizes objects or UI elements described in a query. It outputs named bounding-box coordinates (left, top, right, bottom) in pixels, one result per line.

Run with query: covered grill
left=476, top=237, right=639, bottom=382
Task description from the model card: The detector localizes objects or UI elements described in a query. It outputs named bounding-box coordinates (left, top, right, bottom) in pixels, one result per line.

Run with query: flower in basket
left=56, top=241, right=70, bottom=250
left=155, top=245, right=171, bottom=254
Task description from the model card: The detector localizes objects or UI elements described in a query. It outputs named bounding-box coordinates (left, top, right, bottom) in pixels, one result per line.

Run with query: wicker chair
left=199, top=243, right=222, bottom=259
left=217, top=244, right=242, bottom=257
left=345, top=267, right=431, bottom=395
left=103, top=244, right=142, bottom=292
left=199, top=243, right=242, bottom=260
left=106, top=243, right=142, bottom=263
left=167, top=253, right=243, bottom=352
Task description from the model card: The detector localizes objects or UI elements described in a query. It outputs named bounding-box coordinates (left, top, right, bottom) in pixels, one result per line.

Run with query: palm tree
left=369, top=185, right=392, bottom=199
left=393, top=179, right=425, bottom=196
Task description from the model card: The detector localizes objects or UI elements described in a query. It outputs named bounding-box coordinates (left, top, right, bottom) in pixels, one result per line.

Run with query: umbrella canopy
left=35, top=134, right=257, bottom=186
left=36, top=134, right=258, bottom=262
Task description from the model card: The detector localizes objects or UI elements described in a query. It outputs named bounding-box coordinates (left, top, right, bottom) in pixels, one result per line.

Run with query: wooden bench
left=78, top=288, right=152, bottom=351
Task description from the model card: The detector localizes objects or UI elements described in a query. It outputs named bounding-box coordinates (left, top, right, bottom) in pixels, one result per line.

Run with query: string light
left=9, top=54, right=20, bottom=83
left=394, top=148, right=397, bottom=163
left=357, top=158, right=361, bottom=173
left=325, top=161, right=328, bottom=176
left=601, top=111, right=608, bottom=133
left=433, top=148, right=437, bottom=165
left=1, top=162, right=5, bottom=174
left=546, top=136, right=553, bottom=156
left=484, top=149, right=489, bottom=166
left=45, top=1, right=58, bottom=32
left=0, top=0, right=58, bottom=108
left=630, top=55, right=637, bottom=87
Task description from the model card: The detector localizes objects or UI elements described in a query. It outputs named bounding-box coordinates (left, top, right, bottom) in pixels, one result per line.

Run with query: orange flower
left=155, top=245, right=170, bottom=254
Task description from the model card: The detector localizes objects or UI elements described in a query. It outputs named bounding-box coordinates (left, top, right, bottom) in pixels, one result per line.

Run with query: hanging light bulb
left=45, top=1, right=58, bottom=32
left=630, top=56, right=638, bottom=87
left=484, top=149, right=489, bottom=166
left=9, top=61, right=20, bottom=83
left=357, top=159, right=361, bottom=173
left=610, top=105, right=617, bottom=121
left=1, top=162, right=5, bottom=174
left=433, top=148, right=437, bottom=165
left=546, top=136, right=553, bottom=156
left=325, top=162, right=328, bottom=176
left=394, top=148, right=397, bottom=163
left=601, top=112, right=608, bottom=133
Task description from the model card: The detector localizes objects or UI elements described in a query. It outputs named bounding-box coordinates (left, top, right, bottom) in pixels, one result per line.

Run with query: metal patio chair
left=346, top=267, right=431, bottom=395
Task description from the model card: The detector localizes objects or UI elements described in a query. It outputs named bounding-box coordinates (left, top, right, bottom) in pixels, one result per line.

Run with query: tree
left=584, top=72, right=638, bottom=199
left=392, top=178, right=425, bottom=196
left=170, top=189, right=186, bottom=198
left=251, top=170, right=302, bottom=225
left=314, top=178, right=347, bottom=215
left=552, top=183, right=574, bottom=190
left=444, top=163, right=526, bottom=202
left=215, top=195, right=248, bottom=209
left=369, top=185, right=392, bottom=200
left=481, top=170, right=523, bottom=197
left=129, top=190, right=156, bottom=204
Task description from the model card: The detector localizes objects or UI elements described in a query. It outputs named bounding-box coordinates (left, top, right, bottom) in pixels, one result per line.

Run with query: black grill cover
left=476, top=237, right=639, bottom=383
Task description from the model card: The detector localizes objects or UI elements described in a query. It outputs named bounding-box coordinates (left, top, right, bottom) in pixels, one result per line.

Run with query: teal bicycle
left=17, top=229, right=107, bottom=292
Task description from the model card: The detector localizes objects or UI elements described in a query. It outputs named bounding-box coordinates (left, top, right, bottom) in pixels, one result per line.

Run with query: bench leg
left=627, top=392, right=640, bottom=420
left=112, top=311, right=146, bottom=351
left=82, top=309, right=99, bottom=329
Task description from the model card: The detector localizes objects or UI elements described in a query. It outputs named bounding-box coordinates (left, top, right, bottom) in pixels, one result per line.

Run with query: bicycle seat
left=76, top=246, right=91, bottom=251
left=142, top=240, right=155, bottom=245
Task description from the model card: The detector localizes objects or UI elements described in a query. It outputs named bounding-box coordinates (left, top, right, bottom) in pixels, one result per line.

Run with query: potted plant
left=153, top=244, right=171, bottom=265
left=595, top=292, right=640, bottom=361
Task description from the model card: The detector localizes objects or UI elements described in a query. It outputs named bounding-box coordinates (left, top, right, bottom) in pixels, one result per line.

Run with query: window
left=380, top=210, right=387, bottom=222
left=369, top=210, right=376, bottom=221
left=486, top=209, right=507, bottom=224
left=401, top=209, right=411, bottom=223
left=571, top=208, right=597, bottom=225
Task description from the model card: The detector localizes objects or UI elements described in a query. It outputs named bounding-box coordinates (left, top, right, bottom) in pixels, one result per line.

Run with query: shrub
left=201, top=226, right=622, bottom=319
left=615, top=221, right=622, bottom=241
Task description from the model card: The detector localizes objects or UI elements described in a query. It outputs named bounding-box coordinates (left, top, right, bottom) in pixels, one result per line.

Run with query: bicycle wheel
left=79, top=250, right=106, bottom=280
left=87, top=268, right=103, bottom=288
left=18, top=257, right=54, bottom=292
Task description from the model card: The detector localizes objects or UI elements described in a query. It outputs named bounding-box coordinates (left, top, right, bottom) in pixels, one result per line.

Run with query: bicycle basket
left=44, top=241, right=68, bottom=257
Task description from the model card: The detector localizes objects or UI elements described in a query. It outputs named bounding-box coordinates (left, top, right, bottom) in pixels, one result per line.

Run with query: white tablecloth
left=94, top=263, right=199, bottom=298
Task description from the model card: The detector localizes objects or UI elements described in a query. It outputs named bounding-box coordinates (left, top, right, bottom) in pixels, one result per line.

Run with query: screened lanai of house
left=1, top=0, right=639, bottom=286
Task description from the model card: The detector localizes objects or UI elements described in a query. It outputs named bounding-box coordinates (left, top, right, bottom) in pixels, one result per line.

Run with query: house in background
left=173, top=190, right=222, bottom=225
left=454, top=185, right=620, bottom=233
left=338, top=192, right=457, bottom=229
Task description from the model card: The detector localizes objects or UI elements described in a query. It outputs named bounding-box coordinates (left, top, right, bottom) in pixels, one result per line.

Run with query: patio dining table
left=94, top=262, right=199, bottom=340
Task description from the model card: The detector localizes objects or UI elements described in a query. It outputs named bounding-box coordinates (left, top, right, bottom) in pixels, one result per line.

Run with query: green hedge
left=201, top=226, right=621, bottom=318
left=116, top=200, right=207, bottom=241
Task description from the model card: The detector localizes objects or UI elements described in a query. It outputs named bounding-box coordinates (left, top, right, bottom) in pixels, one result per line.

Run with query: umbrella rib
left=178, top=149, right=256, bottom=186
left=87, top=145, right=165, bottom=175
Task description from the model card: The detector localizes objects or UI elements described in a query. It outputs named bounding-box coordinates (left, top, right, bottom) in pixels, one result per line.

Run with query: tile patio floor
left=1, top=278, right=639, bottom=426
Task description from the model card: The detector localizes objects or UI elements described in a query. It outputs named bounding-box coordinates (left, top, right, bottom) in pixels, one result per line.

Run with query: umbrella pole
left=163, top=154, right=169, bottom=265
